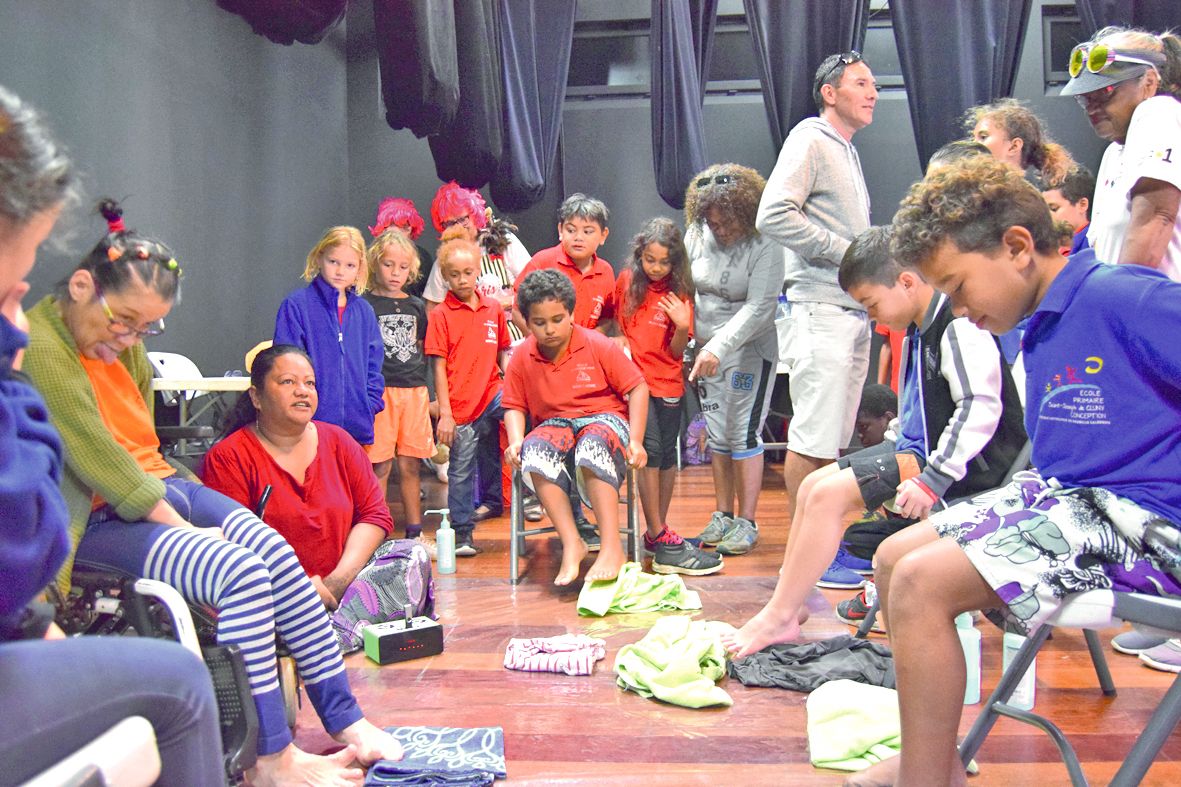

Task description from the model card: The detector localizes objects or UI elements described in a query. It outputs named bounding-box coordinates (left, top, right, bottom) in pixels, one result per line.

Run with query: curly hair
left=436, top=224, right=481, bottom=273
left=963, top=99, right=1076, bottom=184
left=683, top=163, right=766, bottom=236
left=622, top=217, right=693, bottom=319
left=1085, top=26, right=1181, bottom=100
left=479, top=209, right=519, bottom=256
left=430, top=181, right=488, bottom=235
left=303, top=226, right=369, bottom=294
left=366, top=228, right=421, bottom=291
left=891, top=157, right=1058, bottom=269
left=369, top=196, right=425, bottom=240
left=516, top=268, right=575, bottom=317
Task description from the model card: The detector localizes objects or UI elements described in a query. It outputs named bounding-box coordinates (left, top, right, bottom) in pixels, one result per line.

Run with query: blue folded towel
left=365, top=726, right=506, bottom=786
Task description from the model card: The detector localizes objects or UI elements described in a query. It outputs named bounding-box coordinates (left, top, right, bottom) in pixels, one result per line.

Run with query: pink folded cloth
left=503, top=634, right=607, bottom=676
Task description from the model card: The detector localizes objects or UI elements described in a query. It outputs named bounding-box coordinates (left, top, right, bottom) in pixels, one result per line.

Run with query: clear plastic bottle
left=426, top=508, right=455, bottom=575
left=1002, top=631, right=1036, bottom=710
left=956, top=612, right=981, bottom=705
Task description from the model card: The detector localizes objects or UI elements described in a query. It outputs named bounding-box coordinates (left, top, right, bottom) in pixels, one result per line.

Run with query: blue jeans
left=447, top=393, right=503, bottom=532
left=0, top=636, right=223, bottom=786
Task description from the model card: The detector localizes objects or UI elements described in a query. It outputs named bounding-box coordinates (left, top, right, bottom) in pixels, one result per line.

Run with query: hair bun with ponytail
left=98, top=197, right=125, bottom=234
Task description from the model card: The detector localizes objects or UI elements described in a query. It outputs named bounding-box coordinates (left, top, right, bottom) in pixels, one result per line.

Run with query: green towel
left=576, top=561, right=702, bottom=617
left=614, top=616, right=734, bottom=708
left=806, top=679, right=901, bottom=771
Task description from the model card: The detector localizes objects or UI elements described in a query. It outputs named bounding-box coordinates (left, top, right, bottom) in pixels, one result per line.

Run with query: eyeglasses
left=441, top=214, right=472, bottom=230
left=694, top=175, right=735, bottom=188
left=817, top=51, right=863, bottom=87
left=1069, top=43, right=1160, bottom=78
left=95, top=284, right=165, bottom=338
left=1074, top=82, right=1123, bottom=109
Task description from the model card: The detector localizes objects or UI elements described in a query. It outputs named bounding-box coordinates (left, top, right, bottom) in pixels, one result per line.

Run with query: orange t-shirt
left=614, top=269, right=693, bottom=398
left=81, top=353, right=175, bottom=509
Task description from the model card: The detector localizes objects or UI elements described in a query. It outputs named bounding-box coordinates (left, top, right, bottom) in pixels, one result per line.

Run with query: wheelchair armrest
left=20, top=716, right=161, bottom=787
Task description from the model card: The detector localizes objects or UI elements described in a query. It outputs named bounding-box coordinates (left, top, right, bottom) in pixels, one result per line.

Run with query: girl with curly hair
left=684, top=163, right=783, bottom=557
left=964, top=98, right=1075, bottom=185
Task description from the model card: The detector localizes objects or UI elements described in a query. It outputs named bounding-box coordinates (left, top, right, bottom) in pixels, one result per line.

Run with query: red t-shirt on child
left=514, top=244, right=616, bottom=329
left=201, top=422, right=394, bottom=579
left=503, top=325, right=644, bottom=423
left=425, top=291, right=510, bottom=424
left=614, top=269, right=693, bottom=398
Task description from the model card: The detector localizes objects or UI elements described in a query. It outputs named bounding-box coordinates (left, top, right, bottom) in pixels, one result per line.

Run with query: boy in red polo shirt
left=425, top=229, right=511, bottom=556
left=511, top=193, right=616, bottom=334
left=504, top=269, right=649, bottom=587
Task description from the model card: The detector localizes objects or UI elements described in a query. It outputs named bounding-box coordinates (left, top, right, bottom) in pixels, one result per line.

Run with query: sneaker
left=836, top=582, right=884, bottom=633
left=1138, top=638, right=1181, bottom=673
left=413, top=534, right=438, bottom=561
left=816, top=558, right=866, bottom=589
left=696, top=511, right=732, bottom=546
left=575, top=517, right=600, bottom=552
left=834, top=544, right=874, bottom=575
left=1112, top=630, right=1168, bottom=655
left=715, top=516, right=758, bottom=555
left=454, top=531, right=481, bottom=557
left=523, top=495, right=543, bottom=522
left=652, top=540, right=724, bottom=576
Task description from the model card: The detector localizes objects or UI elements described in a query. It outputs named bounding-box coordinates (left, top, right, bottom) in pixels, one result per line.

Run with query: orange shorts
left=365, top=386, right=435, bottom=463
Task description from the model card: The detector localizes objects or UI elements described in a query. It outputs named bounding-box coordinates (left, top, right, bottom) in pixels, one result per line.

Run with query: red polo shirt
left=514, top=244, right=616, bottom=329
left=615, top=269, right=693, bottom=398
left=425, top=292, right=510, bottom=424
left=503, top=325, right=644, bottom=423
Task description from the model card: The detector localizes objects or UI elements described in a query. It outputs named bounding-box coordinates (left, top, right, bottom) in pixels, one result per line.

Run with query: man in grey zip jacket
left=756, top=52, right=878, bottom=518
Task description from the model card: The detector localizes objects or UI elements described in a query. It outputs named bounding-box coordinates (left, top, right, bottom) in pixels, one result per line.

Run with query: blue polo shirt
left=1024, top=250, right=1181, bottom=524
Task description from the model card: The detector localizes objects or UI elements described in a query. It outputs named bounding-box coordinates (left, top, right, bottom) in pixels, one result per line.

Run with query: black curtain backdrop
left=490, top=0, right=577, bottom=211
left=892, top=0, right=1032, bottom=170
left=428, top=0, right=506, bottom=187
left=216, top=0, right=346, bottom=45
left=743, top=0, right=869, bottom=151
left=1076, top=0, right=1181, bottom=37
left=651, top=0, right=718, bottom=209
left=373, top=0, right=459, bottom=138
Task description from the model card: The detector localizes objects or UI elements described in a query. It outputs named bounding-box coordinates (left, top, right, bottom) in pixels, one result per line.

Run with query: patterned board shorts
left=931, top=472, right=1181, bottom=634
left=519, top=413, right=629, bottom=506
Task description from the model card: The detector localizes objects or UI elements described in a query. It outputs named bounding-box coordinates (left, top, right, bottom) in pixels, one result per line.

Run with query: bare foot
left=721, top=605, right=810, bottom=659
left=585, top=546, right=626, bottom=582
left=332, top=718, right=403, bottom=765
left=843, top=753, right=899, bottom=786
left=247, top=743, right=363, bottom=787
left=554, top=539, right=589, bottom=586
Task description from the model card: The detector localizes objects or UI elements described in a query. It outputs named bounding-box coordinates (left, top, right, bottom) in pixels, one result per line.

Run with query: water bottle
left=426, top=508, right=455, bottom=575
left=956, top=612, right=981, bottom=705
left=1002, top=631, right=1036, bottom=710
left=776, top=293, right=791, bottom=321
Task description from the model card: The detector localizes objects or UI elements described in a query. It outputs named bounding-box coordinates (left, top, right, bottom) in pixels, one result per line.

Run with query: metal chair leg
left=1084, top=628, right=1116, bottom=696
left=509, top=471, right=522, bottom=585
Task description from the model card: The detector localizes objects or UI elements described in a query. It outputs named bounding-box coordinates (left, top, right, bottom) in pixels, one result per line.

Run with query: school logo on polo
left=484, top=320, right=498, bottom=343
left=574, top=365, right=595, bottom=389
left=1038, top=357, right=1109, bottom=426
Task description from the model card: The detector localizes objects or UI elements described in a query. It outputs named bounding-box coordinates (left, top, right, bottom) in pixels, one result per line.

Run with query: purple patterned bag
left=331, top=539, right=436, bottom=653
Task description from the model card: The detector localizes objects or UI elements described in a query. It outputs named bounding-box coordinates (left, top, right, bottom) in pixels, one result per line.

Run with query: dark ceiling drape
left=216, top=0, right=346, bottom=45
left=891, top=0, right=1032, bottom=170
left=490, top=0, right=577, bottom=211
left=651, top=0, right=718, bottom=209
left=1076, top=0, right=1181, bottom=37
left=742, top=0, right=869, bottom=151
left=373, top=1, right=459, bottom=138
left=427, top=1, right=506, bottom=187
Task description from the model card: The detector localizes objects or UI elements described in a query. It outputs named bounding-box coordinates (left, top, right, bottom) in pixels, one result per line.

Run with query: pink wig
left=369, top=197, right=425, bottom=240
left=430, top=181, right=488, bottom=234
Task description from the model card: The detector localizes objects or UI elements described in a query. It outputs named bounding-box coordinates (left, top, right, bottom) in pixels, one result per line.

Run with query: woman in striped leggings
left=23, top=200, right=401, bottom=786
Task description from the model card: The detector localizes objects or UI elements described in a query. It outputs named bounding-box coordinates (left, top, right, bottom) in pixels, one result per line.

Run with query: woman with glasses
left=684, top=163, right=783, bottom=557
left=1061, top=26, right=1181, bottom=281
left=22, top=199, right=402, bottom=786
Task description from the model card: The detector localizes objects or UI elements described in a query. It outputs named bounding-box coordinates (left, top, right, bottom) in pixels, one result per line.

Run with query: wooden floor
left=294, top=463, right=1181, bottom=785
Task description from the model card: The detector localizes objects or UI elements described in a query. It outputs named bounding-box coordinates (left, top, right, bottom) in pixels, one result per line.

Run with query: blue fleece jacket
left=273, top=276, right=385, bottom=444
left=0, top=316, right=70, bottom=641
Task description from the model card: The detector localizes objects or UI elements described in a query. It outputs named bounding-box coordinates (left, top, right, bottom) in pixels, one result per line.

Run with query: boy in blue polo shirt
left=849, top=157, right=1181, bottom=787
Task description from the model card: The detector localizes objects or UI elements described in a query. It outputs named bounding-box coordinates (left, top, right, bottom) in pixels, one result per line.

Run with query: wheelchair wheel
left=278, top=655, right=300, bottom=731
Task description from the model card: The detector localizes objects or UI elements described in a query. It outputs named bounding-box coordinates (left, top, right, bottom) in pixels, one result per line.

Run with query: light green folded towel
left=614, top=616, right=734, bottom=708
left=806, top=679, right=901, bottom=771
left=577, top=561, right=702, bottom=617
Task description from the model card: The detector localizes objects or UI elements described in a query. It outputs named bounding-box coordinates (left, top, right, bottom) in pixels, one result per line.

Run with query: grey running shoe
left=696, top=511, right=732, bottom=546
left=652, top=540, right=724, bottom=576
left=715, top=516, right=759, bottom=555
left=1112, top=630, right=1168, bottom=655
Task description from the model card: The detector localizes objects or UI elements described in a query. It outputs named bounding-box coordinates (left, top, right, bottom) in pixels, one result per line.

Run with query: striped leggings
left=76, top=477, right=362, bottom=755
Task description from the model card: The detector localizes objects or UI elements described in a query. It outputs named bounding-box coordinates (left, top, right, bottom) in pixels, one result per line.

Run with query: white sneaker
left=414, top=534, right=438, bottom=560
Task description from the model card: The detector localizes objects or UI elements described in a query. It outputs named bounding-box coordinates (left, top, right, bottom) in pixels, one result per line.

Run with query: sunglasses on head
left=817, top=51, right=863, bottom=86
left=695, top=175, right=735, bottom=189
left=1068, top=43, right=1160, bottom=78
